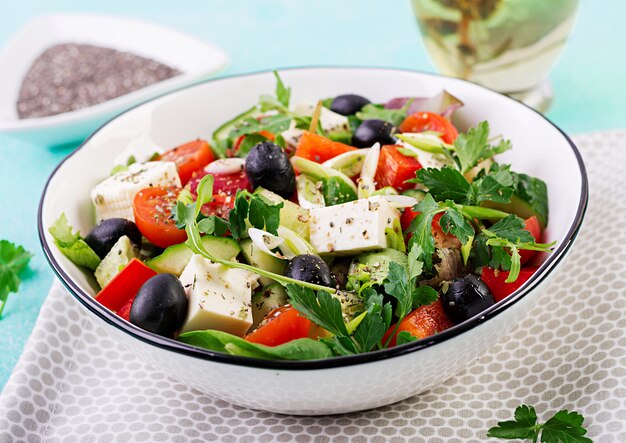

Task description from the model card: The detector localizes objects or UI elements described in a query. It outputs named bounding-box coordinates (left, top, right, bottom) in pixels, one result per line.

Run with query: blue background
left=1, top=0, right=625, bottom=390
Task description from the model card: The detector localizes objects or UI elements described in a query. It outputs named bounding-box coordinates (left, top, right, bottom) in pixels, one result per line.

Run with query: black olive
left=441, top=274, right=495, bottom=324
left=85, top=218, right=142, bottom=259
left=285, top=254, right=334, bottom=288
left=352, top=119, right=396, bottom=148
left=130, top=274, right=188, bottom=338
left=330, top=94, right=371, bottom=116
left=245, top=141, right=296, bottom=199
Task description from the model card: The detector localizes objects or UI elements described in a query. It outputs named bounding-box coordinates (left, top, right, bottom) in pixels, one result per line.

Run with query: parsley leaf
left=286, top=284, right=348, bottom=337
left=228, top=192, right=250, bottom=240
left=510, top=171, right=550, bottom=227
left=439, top=204, right=475, bottom=245
left=229, top=114, right=292, bottom=140
left=396, top=331, right=418, bottom=345
left=487, top=404, right=591, bottom=442
left=0, top=240, right=33, bottom=317
left=248, top=193, right=283, bottom=235
left=407, top=194, right=444, bottom=269
left=197, top=216, right=230, bottom=236
left=454, top=121, right=512, bottom=173
left=48, top=214, right=101, bottom=270
left=352, top=296, right=388, bottom=353
left=413, top=167, right=474, bottom=204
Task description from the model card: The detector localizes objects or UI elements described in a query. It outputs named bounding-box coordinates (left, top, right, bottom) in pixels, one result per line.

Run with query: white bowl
left=38, top=67, right=587, bottom=415
left=0, top=13, right=227, bottom=146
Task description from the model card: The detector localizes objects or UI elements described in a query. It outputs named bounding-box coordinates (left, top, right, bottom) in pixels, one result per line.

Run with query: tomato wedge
left=158, top=139, right=214, bottom=185
left=245, top=306, right=312, bottom=346
left=294, top=131, right=357, bottom=163
left=481, top=267, right=538, bottom=303
left=374, top=145, right=422, bottom=191
left=399, top=112, right=459, bottom=144
left=133, top=187, right=187, bottom=248
left=383, top=299, right=453, bottom=347
left=96, top=258, right=157, bottom=312
left=520, top=216, right=542, bottom=265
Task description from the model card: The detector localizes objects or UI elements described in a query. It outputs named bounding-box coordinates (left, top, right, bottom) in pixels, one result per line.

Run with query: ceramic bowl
left=38, top=67, right=587, bottom=415
left=0, top=13, right=227, bottom=146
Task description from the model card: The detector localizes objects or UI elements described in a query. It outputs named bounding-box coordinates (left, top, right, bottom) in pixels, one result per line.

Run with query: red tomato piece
left=158, top=139, right=214, bottom=185
left=481, top=267, right=538, bottom=303
left=245, top=306, right=312, bottom=346
left=520, top=216, right=542, bottom=265
left=399, top=111, right=459, bottom=144
left=96, top=258, right=157, bottom=312
left=294, top=131, right=357, bottom=163
left=383, top=299, right=453, bottom=347
left=133, top=187, right=187, bottom=248
left=200, top=193, right=236, bottom=219
left=374, top=145, right=422, bottom=191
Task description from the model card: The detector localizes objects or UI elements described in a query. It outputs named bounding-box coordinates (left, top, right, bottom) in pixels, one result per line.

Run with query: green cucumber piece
left=145, top=235, right=240, bottom=276
left=212, top=106, right=259, bottom=141
left=240, top=238, right=286, bottom=287
left=250, top=284, right=289, bottom=329
left=255, top=187, right=310, bottom=240
left=402, top=189, right=427, bottom=202
left=95, top=236, right=138, bottom=288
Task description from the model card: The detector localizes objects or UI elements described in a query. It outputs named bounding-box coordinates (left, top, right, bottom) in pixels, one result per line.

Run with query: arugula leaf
left=487, top=404, right=591, bottom=442
left=178, top=329, right=332, bottom=360
left=49, top=214, right=101, bottom=270
left=413, top=167, right=474, bottom=204
left=286, top=285, right=348, bottom=337
left=453, top=121, right=512, bottom=173
left=356, top=104, right=406, bottom=126
left=0, top=240, right=32, bottom=317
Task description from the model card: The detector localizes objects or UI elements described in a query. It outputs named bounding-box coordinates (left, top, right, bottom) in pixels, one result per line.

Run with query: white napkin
left=1, top=131, right=625, bottom=443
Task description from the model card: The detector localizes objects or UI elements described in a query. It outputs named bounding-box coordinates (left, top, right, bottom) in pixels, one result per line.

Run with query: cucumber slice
left=240, top=238, right=286, bottom=287
left=255, top=187, right=310, bottom=240
left=296, top=175, right=325, bottom=210
left=212, top=106, right=259, bottom=141
left=402, top=189, right=427, bottom=202
left=322, top=149, right=368, bottom=177
left=145, top=236, right=240, bottom=276
left=291, top=156, right=357, bottom=193
left=250, top=284, right=289, bottom=330
left=95, top=236, right=138, bottom=288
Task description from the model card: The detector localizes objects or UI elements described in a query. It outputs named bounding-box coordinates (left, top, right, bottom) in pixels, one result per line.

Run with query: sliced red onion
left=385, top=90, right=464, bottom=120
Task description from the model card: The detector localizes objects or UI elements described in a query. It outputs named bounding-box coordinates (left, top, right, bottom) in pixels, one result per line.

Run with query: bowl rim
left=38, top=66, right=589, bottom=371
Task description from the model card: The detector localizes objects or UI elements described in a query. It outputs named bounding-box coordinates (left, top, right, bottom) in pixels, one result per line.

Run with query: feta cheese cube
left=179, top=255, right=258, bottom=336
left=90, top=161, right=181, bottom=222
left=309, top=196, right=401, bottom=255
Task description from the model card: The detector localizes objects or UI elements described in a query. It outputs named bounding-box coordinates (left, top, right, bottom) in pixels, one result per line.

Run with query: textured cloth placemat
left=1, top=131, right=625, bottom=443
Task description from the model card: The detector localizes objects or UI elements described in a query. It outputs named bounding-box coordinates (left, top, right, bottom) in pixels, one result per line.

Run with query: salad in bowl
left=47, top=72, right=555, bottom=362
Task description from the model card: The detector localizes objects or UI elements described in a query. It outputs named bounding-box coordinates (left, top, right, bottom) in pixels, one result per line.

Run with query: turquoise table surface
left=1, top=0, right=625, bottom=390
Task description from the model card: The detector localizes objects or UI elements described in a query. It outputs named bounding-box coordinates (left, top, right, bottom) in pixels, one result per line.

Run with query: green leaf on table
left=0, top=240, right=33, bottom=317
left=48, top=214, right=100, bottom=270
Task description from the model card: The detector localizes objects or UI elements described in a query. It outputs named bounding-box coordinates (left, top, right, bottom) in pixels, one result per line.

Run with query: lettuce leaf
left=49, top=214, right=101, bottom=271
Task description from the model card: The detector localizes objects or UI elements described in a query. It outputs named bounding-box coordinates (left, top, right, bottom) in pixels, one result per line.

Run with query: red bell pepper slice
left=374, top=145, right=422, bottom=191
left=294, top=132, right=357, bottom=163
left=95, top=258, right=157, bottom=312
left=245, top=306, right=313, bottom=346
left=480, top=266, right=538, bottom=303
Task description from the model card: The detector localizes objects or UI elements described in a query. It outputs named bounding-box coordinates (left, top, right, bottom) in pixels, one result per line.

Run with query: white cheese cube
left=90, top=161, right=181, bottom=222
left=179, top=255, right=258, bottom=336
left=309, top=196, right=400, bottom=255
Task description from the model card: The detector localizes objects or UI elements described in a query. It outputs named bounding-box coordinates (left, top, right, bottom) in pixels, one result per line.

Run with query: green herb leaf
left=178, top=329, right=332, bottom=360
left=413, top=167, right=474, bottom=204
left=228, top=192, right=250, bottom=240
left=511, top=172, right=550, bottom=227
left=384, top=262, right=414, bottom=319
left=454, top=121, right=512, bottom=173
left=248, top=194, right=283, bottom=235
left=407, top=194, right=443, bottom=269
left=236, top=133, right=271, bottom=157
left=229, top=114, right=292, bottom=139
left=411, top=286, right=438, bottom=309
left=49, top=214, right=101, bottom=270
left=0, top=240, right=33, bottom=317
left=172, top=200, right=196, bottom=229
left=197, top=216, right=230, bottom=237
left=356, top=104, right=406, bottom=126
left=439, top=205, right=475, bottom=245
left=396, top=331, right=418, bottom=345
left=286, top=284, right=348, bottom=337
left=487, top=404, right=591, bottom=442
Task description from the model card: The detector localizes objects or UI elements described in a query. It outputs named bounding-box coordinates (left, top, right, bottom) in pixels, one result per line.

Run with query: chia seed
left=17, top=43, right=182, bottom=119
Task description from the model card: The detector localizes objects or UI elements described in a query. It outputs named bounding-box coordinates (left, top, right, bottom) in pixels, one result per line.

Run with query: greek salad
left=50, top=72, right=554, bottom=361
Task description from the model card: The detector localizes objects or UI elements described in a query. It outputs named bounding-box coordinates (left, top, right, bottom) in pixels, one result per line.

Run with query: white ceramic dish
left=0, top=13, right=227, bottom=146
left=38, top=67, right=587, bottom=415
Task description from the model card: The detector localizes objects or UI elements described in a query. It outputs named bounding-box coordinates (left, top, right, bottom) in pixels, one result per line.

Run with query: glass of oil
left=411, top=0, right=579, bottom=112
